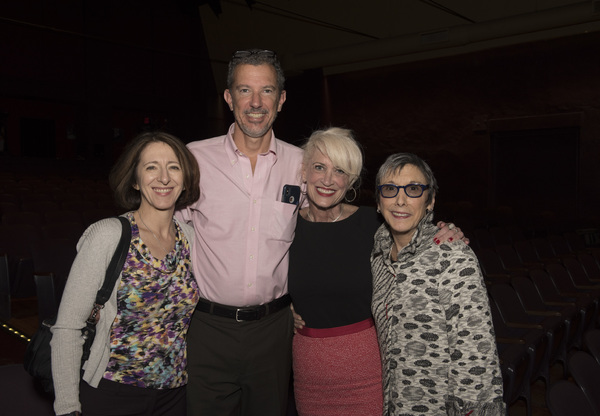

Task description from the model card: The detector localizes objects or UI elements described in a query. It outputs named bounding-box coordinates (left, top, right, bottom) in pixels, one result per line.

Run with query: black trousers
left=80, top=378, right=186, bottom=416
left=186, top=306, right=294, bottom=416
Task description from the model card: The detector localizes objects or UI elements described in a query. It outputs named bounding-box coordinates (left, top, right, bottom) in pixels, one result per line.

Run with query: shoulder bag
left=23, top=216, right=131, bottom=394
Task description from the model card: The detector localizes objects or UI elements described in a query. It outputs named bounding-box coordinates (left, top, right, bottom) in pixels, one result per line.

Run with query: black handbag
left=23, top=216, right=131, bottom=394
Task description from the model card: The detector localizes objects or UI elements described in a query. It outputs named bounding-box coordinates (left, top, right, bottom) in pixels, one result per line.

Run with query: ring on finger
left=448, top=223, right=455, bottom=230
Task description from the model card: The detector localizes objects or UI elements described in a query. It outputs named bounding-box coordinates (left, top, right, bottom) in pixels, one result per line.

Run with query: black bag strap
left=95, top=216, right=131, bottom=305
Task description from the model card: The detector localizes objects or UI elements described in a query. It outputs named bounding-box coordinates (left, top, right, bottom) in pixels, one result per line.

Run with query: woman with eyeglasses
left=288, top=130, right=465, bottom=416
left=371, top=153, right=505, bottom=416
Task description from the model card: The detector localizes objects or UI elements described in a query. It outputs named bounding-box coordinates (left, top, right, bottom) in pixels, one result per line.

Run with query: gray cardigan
left=50, top=215, right=194, bottom=415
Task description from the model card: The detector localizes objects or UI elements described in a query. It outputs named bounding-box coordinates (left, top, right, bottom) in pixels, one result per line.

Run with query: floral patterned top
left=103, top=212, right=199, bottom=389
left=371, top=211, right=505, bottom=416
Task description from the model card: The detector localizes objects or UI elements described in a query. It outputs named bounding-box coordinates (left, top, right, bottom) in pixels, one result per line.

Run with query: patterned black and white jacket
left=371, top=212, right=506, bottom=416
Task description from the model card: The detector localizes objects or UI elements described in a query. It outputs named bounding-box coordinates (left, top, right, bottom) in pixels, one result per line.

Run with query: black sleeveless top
left=288, top=206, right=381, bottom=328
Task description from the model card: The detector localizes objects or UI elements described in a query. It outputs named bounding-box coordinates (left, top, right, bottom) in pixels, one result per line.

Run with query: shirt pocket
left=269, top=201, right=298, bottom=242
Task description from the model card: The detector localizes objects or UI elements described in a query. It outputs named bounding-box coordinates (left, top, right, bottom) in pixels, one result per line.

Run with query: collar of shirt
left=224, top=124, right=278, bottom=166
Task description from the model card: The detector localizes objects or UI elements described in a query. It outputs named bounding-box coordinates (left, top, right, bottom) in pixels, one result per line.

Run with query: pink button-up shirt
left=177, top=124, right=304, bottom=307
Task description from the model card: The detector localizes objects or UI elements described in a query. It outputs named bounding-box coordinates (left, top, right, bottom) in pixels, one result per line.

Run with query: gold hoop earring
left=345, top=187, right=357, bottom=203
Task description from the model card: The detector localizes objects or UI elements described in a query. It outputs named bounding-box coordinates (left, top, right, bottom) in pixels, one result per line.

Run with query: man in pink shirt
left=178, top=49, right=302, bottom=415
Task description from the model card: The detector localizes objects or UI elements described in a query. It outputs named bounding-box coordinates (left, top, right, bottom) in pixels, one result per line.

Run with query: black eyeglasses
left=378, top=184, right=429, bottom=198
left=232, top=49, right=277, bottom=59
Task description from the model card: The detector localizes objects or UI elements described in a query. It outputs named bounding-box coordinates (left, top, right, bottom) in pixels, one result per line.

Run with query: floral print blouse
left=103, top=212, right=199, bottom=389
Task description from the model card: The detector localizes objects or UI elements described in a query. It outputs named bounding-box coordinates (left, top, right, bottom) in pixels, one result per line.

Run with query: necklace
left=137, top=210, right=172, bottom=255
left=306, top=204, right=344, bottom=223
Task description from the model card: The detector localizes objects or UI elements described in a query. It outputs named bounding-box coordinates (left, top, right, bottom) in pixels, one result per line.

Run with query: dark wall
left=0, top=0, right=214, bottom=162
left=308, top=33, right=600, bottom=229
left=1, top=2, right=598, bottom=231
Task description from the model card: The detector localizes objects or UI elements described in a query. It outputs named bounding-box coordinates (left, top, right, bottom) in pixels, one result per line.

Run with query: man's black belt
left=195, top=294, right=292, bottom=322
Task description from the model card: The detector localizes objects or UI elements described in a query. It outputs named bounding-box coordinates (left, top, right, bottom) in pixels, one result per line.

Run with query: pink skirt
left=292, top=318, right=383, bottom=416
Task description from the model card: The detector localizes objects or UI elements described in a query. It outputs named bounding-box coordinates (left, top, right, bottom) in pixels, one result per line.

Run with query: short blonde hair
left=302, top=127, right=363, bottom=188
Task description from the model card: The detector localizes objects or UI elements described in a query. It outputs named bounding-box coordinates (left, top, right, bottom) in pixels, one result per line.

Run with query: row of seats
left=0, top=175, right=121, bottom=322
left=469, top=224, right=598, bottom=254
left=0, top=170, right=114, bottom=216
left=0, top=169, right=109, bottom=184
left=1, top=208, right=118, bottom=230
left=0, top=178, right=109, bottom=193
left=546, top=334, right=600, bottom=416
left=0, top=163, right=114, bottom=325
left=0, top=159, right=135, bottom=415
left=468, top=226, right=600, bottom=415
left=0, top=189, right=115, bottom=214
left=0, top=172, right=120, bottom=309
